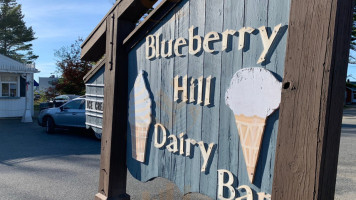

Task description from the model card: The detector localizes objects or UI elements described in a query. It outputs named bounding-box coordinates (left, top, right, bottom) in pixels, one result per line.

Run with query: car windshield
left=62, top=99, right=82, bottom=109
left=67, top=95, right=79, bottom=100
left=55, top=95, right=69, bottom=100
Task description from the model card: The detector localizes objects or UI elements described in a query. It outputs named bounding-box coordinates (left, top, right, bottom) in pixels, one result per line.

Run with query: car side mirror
left=60, top=106, right=64, bottom=112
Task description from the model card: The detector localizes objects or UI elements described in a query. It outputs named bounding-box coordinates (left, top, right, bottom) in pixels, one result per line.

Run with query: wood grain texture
left=185, top=0, right=205, bottom=194
left=218, top=0, right=244, bottom=197
left=272, top=0, right=353, bottom=199
left=81, top=0, right=159, bottom=62
left=125, top=0, right=291, bottom=199
left=171, top=0, right=189, bottom=193
left=198, top=0, right=223, bottom=198
left=97, top=10, right=135, bottom=200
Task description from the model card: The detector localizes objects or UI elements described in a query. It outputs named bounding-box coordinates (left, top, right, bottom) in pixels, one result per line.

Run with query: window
left=63, top=100, right=82, bottom=109
left=0, top=75, right=18, bottom=97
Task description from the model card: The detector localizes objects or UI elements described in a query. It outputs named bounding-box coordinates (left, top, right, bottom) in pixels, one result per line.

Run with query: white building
left=38, top=76, right=58, bottom=92
left=0, top=54, right=39, bottom=118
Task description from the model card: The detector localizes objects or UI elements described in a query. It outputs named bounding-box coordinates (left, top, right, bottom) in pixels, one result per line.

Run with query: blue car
left=38, top=97, right=87, bottom=134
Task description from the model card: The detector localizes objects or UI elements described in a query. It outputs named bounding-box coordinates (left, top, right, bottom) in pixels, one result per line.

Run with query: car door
left=55, top=99, right=82, bottom=127
left=73, top=99, right=86, bottom=128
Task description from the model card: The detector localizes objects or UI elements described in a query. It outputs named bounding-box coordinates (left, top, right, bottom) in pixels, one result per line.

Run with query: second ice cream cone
left=131, top=125, right=149, bottom=162
left=234, top=114, right=266, bottom=183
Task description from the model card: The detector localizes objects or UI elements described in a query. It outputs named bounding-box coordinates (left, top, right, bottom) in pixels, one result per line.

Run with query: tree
left=55, top=38, right=92, bottom=95
left=0, top=0, right=38, bottom=63
left=349, top=3, right=356, bottom=64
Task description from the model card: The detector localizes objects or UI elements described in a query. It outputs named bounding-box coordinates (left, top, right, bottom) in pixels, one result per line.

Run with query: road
left=0, top=119, right=209, bottom=200
left=335, top=105, right=356, bottom=200
left=0, top=106, right=355, bottom=200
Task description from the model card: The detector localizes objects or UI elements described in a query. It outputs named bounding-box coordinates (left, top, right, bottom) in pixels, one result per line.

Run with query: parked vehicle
left=52, top=94, right=79, bottom=107
left=39, top=94, right=79, bottom=111
left=38, top=97, right=98, bottom=139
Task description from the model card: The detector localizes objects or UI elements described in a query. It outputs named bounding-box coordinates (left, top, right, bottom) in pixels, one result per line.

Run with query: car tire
left=45, top=117, right=55, bottom=134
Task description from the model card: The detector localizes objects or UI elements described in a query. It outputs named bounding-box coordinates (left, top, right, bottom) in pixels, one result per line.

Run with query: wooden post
left=93, top=1, right=158, bottom=200
left=272, top=0, right=353, bottom=199
left=95, top=13, right=135, bottom=200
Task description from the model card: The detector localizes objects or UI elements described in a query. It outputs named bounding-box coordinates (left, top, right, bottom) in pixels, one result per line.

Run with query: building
left=0, top=54, right=39, bottom=118
left=38, top=76, right=58, bottom=92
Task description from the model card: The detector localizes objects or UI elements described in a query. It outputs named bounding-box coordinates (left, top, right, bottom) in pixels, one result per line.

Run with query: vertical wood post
left=95, top=9, right=136, bottom=200
left=272, top=0, right=353, bottom=199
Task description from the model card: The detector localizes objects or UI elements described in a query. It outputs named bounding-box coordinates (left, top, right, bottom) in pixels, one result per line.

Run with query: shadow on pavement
left=0, top=118, right=100, bottom=165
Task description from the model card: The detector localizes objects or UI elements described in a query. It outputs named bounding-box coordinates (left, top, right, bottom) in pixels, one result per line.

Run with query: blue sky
left=16, top=0, right=356, bottom=82
left=348, top=51, right=356, bottom=81
left=17, top=0, right=115, bottom=81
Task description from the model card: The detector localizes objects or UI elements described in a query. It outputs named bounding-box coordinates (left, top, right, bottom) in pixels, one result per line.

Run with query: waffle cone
left=235, top=114, right=266, bottom=183
left=131, top=125, right=149, bottom=162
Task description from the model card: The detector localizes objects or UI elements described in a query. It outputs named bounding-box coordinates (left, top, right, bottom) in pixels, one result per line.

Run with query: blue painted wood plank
left=185, top=0, right=206, bottom=194
left=127, top=41, right=144, bottom=180
left=158, top=9, right=175, bottom=181
left=258, top=0, right=290, bottom=194
left=218, top=0, right=245, bottom=197
left=171, top=0, right=190, bottom=193
left=237, top=0, right=268, bottom=192
left=199, top=0, right=224, bottom=198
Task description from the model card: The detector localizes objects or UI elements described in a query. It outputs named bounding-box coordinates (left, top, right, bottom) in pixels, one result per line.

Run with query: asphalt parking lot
left=0, top=119, right=210, bottom=200
left=0, top=106, right=355, bottom=200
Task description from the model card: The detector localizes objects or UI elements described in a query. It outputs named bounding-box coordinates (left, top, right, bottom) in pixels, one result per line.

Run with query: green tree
left=55, top=38, right=92, bottom=95
left=350, top=4, right=356, bottom=64
left=0, top=0, right=37, bottom=63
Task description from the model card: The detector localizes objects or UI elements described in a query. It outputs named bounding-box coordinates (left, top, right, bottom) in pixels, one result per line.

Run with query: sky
left=17, top=0, right=116, bottom=82
left=348, top=51, right=356, bottom=81
left=15, top=0, right=356, bottom=82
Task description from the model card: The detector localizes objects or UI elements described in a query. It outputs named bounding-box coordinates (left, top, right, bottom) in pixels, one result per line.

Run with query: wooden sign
left=80, top=0, right=353, bottom=200
left=125, top=0, right=288, bottom=199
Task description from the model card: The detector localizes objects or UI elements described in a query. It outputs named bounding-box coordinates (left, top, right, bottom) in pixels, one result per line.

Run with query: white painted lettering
left=179, top=132, right=186, bottom=155
left=238, top=27, right=255, bottom=50
left=145, top=35, right=156, bottom=59
left=257, top=192, right=271, bottom=200
left=185, top=138, right=196, bottom=157
left=198, top=141, right=215, bottom=172
left=174, top=37, right=187, bottom=56
left=222, top=29, right=237, bottom=51
left=153, top=123, right=167, bottom=148
left=217, top=169, right=235, bottom=200
left=236, top=185, right=253, bottom=200
left=161, top=39, right=173, bottom=58
left=166, top=135, right=178, bottom=153
left=189, top=26, right=202, bottom=55
left=203, top=31, right=220, bottom=53
left=258, top=24, right=282, bottom=64
left=174, top=75, right=188, bottom=102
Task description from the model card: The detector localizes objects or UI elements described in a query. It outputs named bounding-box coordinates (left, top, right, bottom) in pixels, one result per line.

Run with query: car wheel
left=45, top=117, right=55, bottom=134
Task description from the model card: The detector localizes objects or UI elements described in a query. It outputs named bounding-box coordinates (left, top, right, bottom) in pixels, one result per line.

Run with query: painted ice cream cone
left=234, top=114, right=266, bottom=182
left=225, top=67, right=281, bottom=183
left=128, top=70, right=152, bottom=163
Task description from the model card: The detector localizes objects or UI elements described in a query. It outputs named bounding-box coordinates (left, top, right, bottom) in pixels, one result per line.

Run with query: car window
left=55, top=95, right=67, bottom=100
left=79, top=99, right=85, bottom=110
left=63, top=100, right=82, bottom=109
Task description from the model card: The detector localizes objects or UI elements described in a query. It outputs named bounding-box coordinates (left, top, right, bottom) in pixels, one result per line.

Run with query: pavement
left=0, top=106, right=355, bottom=200
left=0, top=118, right=209, bottom=200
left=335, top=105, right=356, bottom=200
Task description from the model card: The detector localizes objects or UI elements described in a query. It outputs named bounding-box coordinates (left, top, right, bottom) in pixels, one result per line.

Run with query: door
left=55, top=99, right=86, bottom=127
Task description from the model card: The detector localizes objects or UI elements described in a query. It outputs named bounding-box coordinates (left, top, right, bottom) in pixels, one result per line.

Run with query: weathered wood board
left=126, top=0, right=290, bottom=199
